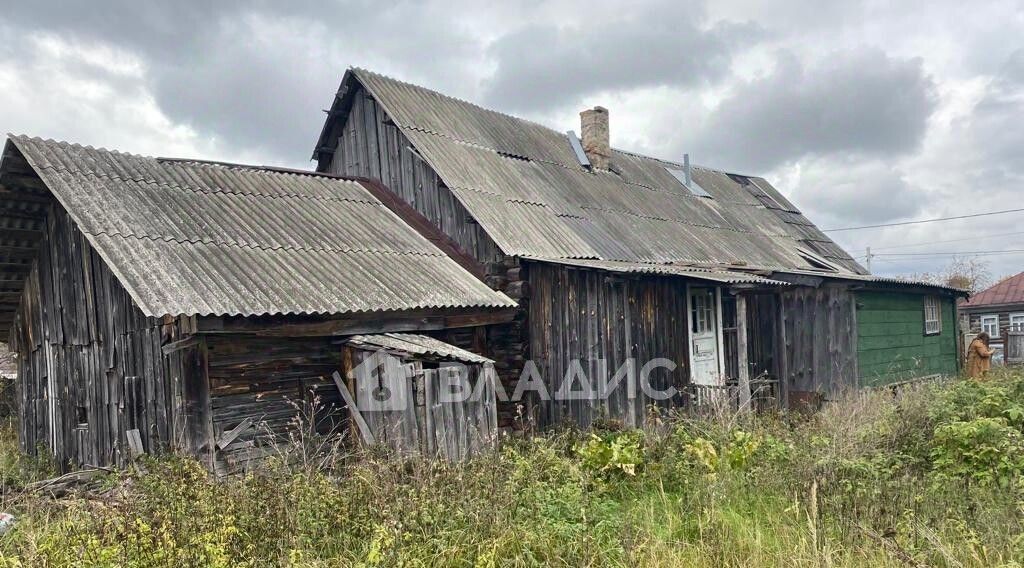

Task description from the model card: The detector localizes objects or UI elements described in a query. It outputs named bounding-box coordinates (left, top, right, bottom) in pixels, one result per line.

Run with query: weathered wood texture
left=326, top=86, right=502, bottom=265
left=326, top=87, right=529, bottom=429
left=1007, top=331, right=1024, bottom=365
left=745, top=293, right=780, bottom=381
left=778, top=285, right=858, bottom=402
left=204, top=335, right=346, bottom=474
left=349, top=348, right=498, bottom=461
left=10, top=207, right=199, bottom=470
left=526, top=262, right=689, bottom=428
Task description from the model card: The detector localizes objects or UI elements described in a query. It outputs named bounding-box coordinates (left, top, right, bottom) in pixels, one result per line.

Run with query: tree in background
left=908, top=256, right=993, bottom=294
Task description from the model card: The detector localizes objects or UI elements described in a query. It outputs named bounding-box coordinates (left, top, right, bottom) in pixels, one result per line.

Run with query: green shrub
left=2, top=371, right=1024, bottom=566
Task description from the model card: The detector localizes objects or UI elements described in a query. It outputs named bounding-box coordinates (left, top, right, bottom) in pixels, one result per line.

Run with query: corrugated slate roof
left=523, top=257, right=792, bottom=286
left=319, top=68, right=865, bottom=275
left=345, top=333, right=493, bottom=364
left=961, top=272, right=1024, bottom=307
left=6, top=135, right=515, bottom=317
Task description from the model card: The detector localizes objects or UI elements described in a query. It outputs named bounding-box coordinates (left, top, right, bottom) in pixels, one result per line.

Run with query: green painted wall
left=856, top=292, right=959, bottom=386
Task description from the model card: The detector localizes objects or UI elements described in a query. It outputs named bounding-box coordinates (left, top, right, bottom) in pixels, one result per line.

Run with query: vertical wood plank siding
left=778, top=285, right=858, bottom=401
left=327, top=87, right=502, bottom=265
left=526, top=262, right=689, bottom=428
left=327, top=86, right=528, bottom=428
left=10, top=208, right=198, bottom=470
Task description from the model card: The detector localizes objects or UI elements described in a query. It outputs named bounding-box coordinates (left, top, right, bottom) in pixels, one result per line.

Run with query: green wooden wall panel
left=855, top=291, right=958, bottom=386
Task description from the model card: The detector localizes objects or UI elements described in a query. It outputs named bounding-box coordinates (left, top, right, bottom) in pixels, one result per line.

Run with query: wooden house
left=959, top=272, right=1024, bottom=363
left=313, top=68, right=965, bottom=424
left=0, top=135, right=515, bottom=472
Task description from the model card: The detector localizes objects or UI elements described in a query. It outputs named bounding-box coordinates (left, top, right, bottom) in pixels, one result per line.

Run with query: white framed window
left=981, top=314, right=1000, bottom=338
left=923, top=296, right=942, bottom=335
left=1010, top=313, right=1024, bottom=332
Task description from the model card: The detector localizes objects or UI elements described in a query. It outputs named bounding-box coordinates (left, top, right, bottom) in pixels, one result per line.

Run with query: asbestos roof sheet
left=335, top=68, right=866, bottom=275
left=345, top=333, right=492, bottom=364
left=960, top=272, right=1024, bottom=307
left=7, top=135, right=515, bottom=317
left=525, top=257, right=792, bottom=286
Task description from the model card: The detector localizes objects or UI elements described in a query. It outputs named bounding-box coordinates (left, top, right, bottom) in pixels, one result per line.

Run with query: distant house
left=313, top=68, right=966, bottom=421
left=959, top=272, right=1024, bottom=360
left=0, top=136, right=514, bottom=472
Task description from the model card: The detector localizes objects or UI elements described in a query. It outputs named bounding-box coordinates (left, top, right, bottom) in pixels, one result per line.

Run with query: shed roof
left=315, top=68, right=866, bottom=277
left=961, top=272, right=1024, bottom=308
left=345, top=333, right=493, bottom=364
left=0, top=135, right=515, bottom=318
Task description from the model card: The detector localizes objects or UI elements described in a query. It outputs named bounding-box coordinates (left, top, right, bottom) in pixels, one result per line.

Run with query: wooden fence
left=1007, top=331, right=1024, bottom=365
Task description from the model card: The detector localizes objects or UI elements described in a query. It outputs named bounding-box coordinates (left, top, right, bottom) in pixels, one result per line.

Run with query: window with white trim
left=981, top=314, right=1000, bottom=338
left=1010, top=313, right=1024, bottom=332
left=923, top=296, right=942, bottom=335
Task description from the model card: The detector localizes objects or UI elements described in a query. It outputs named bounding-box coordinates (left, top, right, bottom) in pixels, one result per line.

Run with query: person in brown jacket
left=966, top=331, right=996, bottom=379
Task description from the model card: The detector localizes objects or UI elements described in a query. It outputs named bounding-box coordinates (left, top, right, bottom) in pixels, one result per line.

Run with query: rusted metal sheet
left=6, top=135, right=515, bottom=318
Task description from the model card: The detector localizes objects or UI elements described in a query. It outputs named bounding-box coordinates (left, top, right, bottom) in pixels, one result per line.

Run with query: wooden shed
left=0, top=135, right=516, bottom=472
left=313, top=68, right=966, bottom=424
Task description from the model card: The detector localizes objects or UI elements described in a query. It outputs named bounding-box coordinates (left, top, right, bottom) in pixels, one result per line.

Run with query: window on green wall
left=924, top=296, right=941, bottom=335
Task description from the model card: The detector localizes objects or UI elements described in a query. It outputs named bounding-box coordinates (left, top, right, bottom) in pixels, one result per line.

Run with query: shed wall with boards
left=9, top=203, right=503, bottom=473
left=10, top=206, right=201, bottom=469
left=777, top=285, right=859, bottom=405
left=323, top=84, right=529, bottom=427
left=526, top=262, right=690, bottom=428
left=855, top=291, right=959, bottom=385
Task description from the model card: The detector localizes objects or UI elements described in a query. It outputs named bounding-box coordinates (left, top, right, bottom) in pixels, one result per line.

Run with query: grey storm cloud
left=0, top=1, right=483, bottom=164
left=481, top=2, right=762, bottom=113
left=690, top=48, right=937, bottom=173
left=964, top=48, right=1024, bottom=182
left=789, top=157, right=925, bottom=227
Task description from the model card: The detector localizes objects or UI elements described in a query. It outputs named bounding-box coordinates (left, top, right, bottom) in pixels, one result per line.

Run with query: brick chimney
left=580, top=106, right=610, bottom=170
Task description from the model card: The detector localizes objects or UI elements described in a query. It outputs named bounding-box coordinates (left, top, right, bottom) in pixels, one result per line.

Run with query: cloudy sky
left=1, top=1, right=1022, bottom=279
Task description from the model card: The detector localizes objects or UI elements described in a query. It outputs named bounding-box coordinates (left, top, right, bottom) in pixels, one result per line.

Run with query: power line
left=868, top=230, right=1024, bottom=251
left=875, top=249, right=1024, bottom=257
left=823, top=207, right=1024, bottom=232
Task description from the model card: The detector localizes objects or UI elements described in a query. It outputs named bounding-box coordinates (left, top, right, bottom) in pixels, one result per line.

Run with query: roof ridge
left=30, top=159, right=383, bottom=205
left=351, top=67, right=564, bottom=139
left=349, top=70, right=743, bottom=174
left=83, top=228, right=445, bottom=257
left=9, top=133, right=156, bottom=159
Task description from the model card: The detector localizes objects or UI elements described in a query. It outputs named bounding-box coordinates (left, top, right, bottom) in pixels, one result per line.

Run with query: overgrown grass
left=1, top=370, right=1023, bottom=566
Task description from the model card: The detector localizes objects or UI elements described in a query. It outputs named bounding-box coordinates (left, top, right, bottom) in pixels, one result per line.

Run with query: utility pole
left=865, top=246, right=873, bottom=272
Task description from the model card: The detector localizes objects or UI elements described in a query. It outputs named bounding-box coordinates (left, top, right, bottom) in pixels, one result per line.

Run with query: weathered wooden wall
left=204, top=335, right=346, bottom=474
left=349, top=348, right=498, bottom=461
left=778, top=285, right=858, bottom=403
left=526, top=262, right=690, bottom=428
left=745, top=293, right=780, bottom=381
left=10, top=207, right=200, bottom=469
left=326, top=86, right=502, bottom=265
left=325, top=86, right=529, bottom=428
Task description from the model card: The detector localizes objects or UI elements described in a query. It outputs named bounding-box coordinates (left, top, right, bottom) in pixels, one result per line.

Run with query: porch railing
left=683, top=376, right=780, bottom=413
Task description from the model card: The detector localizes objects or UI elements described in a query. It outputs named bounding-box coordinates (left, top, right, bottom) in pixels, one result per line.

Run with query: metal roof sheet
left=332, top=68, right=867, bottom=276
left=345, top=333, right=493, bottom=364
left=524, top=257, right=792, bottom=286
left=958, top=272, right=1024, bottom=306
left=7, top=135, right=515, bottom=317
